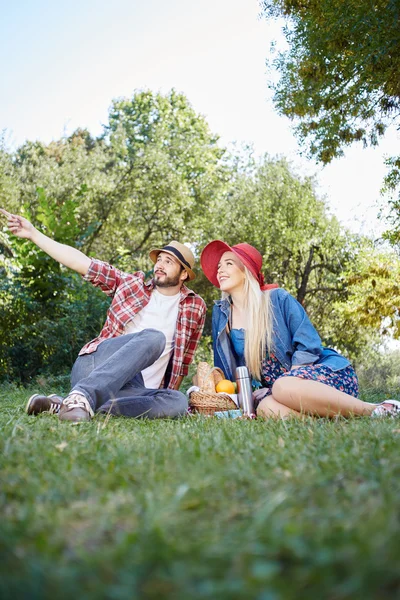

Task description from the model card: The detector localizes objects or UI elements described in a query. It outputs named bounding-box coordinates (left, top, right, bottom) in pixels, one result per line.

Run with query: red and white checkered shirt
left=79, top=259, right=206, bottom=389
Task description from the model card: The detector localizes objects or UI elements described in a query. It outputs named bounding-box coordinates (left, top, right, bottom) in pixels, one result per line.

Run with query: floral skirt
left=261, top=355, right=359, bottom=399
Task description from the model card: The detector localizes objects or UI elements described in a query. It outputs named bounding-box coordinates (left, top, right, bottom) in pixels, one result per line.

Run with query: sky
left=1, top=0, right=398, bottom=237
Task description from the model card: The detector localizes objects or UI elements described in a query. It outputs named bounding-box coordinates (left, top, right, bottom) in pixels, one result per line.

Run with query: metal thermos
left=235, top=366, right=255, bottom=416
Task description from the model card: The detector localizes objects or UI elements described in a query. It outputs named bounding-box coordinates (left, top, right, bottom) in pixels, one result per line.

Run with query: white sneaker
left=371, top=399, right=400, bottom=418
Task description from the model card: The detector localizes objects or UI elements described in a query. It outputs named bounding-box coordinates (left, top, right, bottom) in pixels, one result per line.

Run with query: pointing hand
left=0, top=209, right=35, bottom=239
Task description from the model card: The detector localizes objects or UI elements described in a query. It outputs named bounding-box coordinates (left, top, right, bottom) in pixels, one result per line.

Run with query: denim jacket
left=212, top=288, right=350, bottom=382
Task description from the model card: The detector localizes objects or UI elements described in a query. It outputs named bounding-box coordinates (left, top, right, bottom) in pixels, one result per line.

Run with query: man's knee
left=147, top=329, right=166, bottom=351
left=136, top=329, right=166, bottom=358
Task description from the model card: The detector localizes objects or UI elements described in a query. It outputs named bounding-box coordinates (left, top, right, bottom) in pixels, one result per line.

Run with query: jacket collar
left=214, top=296, right=231, bottom=313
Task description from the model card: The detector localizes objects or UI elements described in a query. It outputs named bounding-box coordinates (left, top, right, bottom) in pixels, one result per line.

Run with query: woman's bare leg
left=271, top=377, right=374, bottom=418
left=257, top=395, right=302, bottom=419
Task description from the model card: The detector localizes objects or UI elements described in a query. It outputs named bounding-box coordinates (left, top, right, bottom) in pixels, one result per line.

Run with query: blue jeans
left=70, top=329, right=188, bottom=419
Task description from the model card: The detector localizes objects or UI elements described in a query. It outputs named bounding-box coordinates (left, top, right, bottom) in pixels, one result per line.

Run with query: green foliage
left=0, top=138, right=19, bottom=210
left=0, top=189, right=109, bottom=382
left=341, top=246, right=400, bottom=337
left=383, top=156, right=400, bottom=246
left=260, top=0, right=400, bottom=231
left=208, top=155, right=350, bottom=298
left=2, top=89, right=400, bottom=381
left=0, top=90, right=231, bottom=382
left=325, top=242, right=400, bottom=361
left=357, top=348, right=400, bottom=399
left=89, top=89, right=229, bottom=264
left=10, top=131, right=111, bottom=224
left=193, top=153, right=361, bottom=345
left=0, top=272, right=108, bottom=382
left=1, top=391, right=400, bottom=598
left=260, top=0, right=400, bottom=163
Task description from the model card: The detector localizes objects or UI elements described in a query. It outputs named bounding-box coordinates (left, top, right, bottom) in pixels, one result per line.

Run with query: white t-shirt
left=124, top=289, right=180, bottom=389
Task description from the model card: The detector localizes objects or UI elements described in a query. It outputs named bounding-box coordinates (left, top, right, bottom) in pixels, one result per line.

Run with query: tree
left=333, top=241, right=400, bottom=340
left=3, top=91, right=400, bottom=381
left=92, top=89, right=229, bottom=266
left=260, top=0, right=400, bottom=164
left=0, top=91, right=231, bottom=381
left=199, top=153, right=353, bottom=310
left=0, top=188, right=109, bottom=382
left=4, top=91, right=230, bottom=269
left=382, top=155, right=400, bottom=245
left=194, top=151, right=400, bottom=359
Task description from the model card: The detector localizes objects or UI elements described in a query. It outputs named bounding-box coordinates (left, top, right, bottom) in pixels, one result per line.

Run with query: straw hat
left=149, top=241, right=196, bottom=280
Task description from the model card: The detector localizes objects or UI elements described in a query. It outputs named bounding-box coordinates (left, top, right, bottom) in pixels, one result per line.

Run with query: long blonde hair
left=223, top=265, right=274, bottom=380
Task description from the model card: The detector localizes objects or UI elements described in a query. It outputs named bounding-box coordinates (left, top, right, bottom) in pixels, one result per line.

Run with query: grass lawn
left=1, top=382, right=400, bottom=599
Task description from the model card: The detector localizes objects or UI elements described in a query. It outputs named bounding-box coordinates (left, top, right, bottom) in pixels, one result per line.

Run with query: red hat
left=200, top=240, right=278, bottom=291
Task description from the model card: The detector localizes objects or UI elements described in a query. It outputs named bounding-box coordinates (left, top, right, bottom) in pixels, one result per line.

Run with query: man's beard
left=154, top=272, right=181, bottom=288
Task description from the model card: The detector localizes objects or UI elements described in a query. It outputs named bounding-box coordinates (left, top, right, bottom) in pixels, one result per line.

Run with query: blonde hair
left=223, top=265, right=273, bottom=380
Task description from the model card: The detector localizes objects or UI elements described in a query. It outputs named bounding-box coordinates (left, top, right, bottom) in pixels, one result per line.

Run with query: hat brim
left=200, top=240, right=235, bottom=288
left=149, top=248, right=196, bottom=280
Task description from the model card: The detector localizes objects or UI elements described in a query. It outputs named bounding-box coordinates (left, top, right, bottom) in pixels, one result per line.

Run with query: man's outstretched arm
left=0, top=208, right=91, bottom=276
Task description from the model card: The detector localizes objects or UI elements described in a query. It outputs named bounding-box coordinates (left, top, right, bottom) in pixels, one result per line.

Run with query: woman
left=201, top=240, right=400, bottom=419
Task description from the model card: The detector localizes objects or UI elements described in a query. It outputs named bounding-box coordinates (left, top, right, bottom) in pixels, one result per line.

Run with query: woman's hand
left=253, top=388, right=269, bottom=402
left=0, top=209, right=35, bottom=240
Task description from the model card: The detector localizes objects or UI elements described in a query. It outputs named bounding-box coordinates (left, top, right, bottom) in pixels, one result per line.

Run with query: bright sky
left=1, top=0, right=398, bottom=237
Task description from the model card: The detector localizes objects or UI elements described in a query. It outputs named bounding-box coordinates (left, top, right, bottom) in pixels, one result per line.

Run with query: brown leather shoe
left=26, top=394, right=63, bottom=415
left=59, top=392, right=94, bottom=423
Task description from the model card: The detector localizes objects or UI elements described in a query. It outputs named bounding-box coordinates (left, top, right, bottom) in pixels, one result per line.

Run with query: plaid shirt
left=79, top=259, right=206, bottom=389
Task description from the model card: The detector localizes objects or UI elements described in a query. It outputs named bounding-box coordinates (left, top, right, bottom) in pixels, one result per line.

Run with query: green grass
left=1, top=383, right=400, bottom=599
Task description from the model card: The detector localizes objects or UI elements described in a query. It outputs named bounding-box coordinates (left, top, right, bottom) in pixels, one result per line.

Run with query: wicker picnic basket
left=189, top=362, right=237, bottom=415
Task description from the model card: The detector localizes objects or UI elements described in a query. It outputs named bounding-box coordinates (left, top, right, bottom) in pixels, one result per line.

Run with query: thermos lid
left=235, top=366, right=250, bottom=378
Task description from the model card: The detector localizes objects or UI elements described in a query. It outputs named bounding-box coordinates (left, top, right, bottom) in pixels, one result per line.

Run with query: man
left=0, top=208, right=206, bottom=423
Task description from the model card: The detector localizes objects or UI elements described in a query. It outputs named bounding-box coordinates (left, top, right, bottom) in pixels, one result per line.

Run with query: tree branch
left=305, top=286, right=344, bottom=296
left=296, top=245, right=315, bottom=304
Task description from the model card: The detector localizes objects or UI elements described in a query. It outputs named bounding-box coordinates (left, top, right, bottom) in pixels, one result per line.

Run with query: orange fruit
left=215, top=379, right=236, bottom=394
